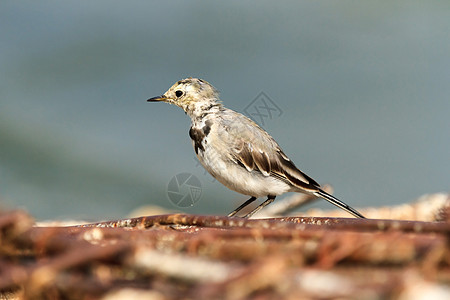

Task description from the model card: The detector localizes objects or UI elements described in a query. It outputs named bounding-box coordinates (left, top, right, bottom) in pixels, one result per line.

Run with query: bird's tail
left=314, top=189, right=366, bottom=218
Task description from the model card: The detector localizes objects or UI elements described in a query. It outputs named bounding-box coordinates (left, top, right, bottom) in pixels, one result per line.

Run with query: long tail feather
left=315, top=189, right=366, bottom=218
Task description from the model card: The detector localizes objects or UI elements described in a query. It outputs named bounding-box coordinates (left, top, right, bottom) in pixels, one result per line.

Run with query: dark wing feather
left=236, top=142, right=254, bottom=171
left=252, top=149, right=271, bottom=176
left=234, top=141, right=319, bottom=192
left=220, top=109, right=320, bottom=192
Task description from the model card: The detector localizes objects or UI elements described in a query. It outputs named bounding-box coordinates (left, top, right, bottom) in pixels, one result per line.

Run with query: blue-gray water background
left=1, top=1, right=449, bottom=220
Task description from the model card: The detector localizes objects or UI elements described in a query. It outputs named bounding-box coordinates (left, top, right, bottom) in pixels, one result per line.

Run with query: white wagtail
left=148, top=78, right=365, bottom=218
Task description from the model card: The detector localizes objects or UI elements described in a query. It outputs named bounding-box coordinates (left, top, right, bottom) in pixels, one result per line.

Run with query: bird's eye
left=175, top=90, right=183, bottom=98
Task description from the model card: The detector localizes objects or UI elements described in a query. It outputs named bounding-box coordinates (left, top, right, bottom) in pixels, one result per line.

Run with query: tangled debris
left=0, top=196, right=449, bottom=299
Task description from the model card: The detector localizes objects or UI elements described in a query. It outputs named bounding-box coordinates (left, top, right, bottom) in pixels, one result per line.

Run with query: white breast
left=195, top=140, right=292, bottom=197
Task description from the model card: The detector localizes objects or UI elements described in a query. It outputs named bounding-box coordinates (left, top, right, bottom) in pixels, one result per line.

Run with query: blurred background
left=1, top=1, right=449, bottom=220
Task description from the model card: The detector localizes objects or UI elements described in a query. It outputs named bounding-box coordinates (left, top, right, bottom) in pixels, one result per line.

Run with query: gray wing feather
left=219, top=110, right=320, bottom=192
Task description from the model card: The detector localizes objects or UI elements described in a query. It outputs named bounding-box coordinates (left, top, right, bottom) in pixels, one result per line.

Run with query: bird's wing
left=220, top=110, right=320, bottom=192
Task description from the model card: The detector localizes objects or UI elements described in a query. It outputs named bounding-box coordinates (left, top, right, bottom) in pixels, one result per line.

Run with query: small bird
left=148, top=78, right=365, bottom=218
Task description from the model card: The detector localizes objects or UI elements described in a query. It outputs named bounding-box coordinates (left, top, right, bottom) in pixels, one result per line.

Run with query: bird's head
left=147, top=78, right=221, bottom=116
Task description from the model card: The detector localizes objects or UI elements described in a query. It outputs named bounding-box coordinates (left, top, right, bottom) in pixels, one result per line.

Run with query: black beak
left=147, top=95, right=167, bottom=102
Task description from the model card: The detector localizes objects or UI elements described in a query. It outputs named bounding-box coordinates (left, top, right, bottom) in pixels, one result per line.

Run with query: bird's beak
left=147, top=95, right=167, bottom=102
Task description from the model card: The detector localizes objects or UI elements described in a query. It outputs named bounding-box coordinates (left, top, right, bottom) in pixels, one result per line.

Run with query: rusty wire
left=0, top=207, right=449, bottom=299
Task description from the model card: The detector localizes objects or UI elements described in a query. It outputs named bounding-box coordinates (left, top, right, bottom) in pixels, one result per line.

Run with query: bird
left=147, top=78, right=365, bottom=219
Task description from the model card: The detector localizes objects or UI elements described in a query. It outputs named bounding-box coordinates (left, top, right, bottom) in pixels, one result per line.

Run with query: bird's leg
left=228, top=196, right=257, bottom=217
left=243, top=195, right=276, bottom=218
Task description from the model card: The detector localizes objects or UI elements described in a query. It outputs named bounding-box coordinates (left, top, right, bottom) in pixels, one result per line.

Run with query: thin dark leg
left=243, top=195, right=276, bottom=218
left=228, top=196, right=257, bottom=217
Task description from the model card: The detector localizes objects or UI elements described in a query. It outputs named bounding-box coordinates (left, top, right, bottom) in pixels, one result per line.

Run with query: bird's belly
left=196, top=148, right=291, bottom=197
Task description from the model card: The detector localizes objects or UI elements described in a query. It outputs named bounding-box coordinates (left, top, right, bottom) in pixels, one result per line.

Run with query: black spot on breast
left=203, top=120, right=212, bottom=136
left=189, top=121, right=213, bottom=155
left=189, top=128, right=205, bottom=154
